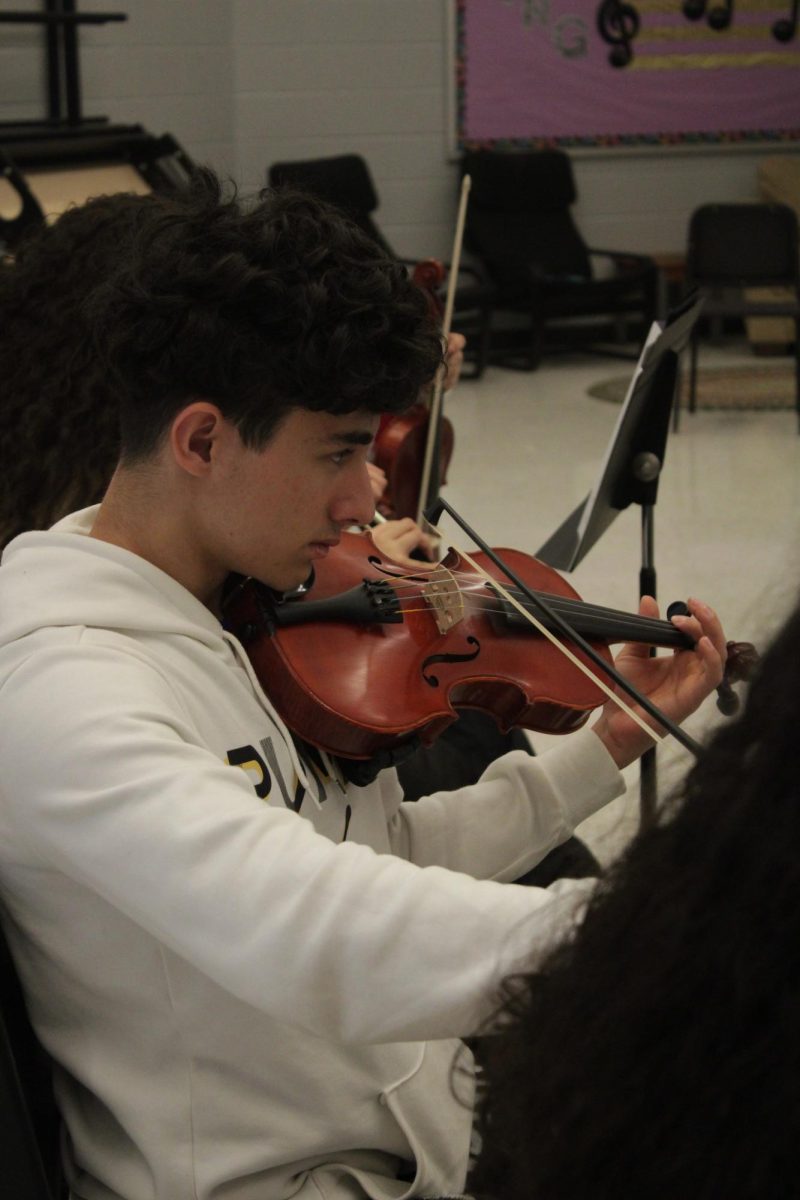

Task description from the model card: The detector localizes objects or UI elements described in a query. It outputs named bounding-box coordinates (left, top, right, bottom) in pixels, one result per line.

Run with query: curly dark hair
left=0, top=191, right=158, bottom=549
left=0, top=172, right=442, bottom=547
left=86, top=169, right=443, bottom=462
left=470, top=604, right=800, bottom=1200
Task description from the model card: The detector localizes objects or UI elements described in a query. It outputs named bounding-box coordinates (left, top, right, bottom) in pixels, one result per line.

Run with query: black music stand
left=536, top=294, right=704, bottom=823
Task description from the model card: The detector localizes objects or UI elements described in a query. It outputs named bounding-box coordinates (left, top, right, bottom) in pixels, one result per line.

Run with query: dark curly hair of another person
left=470, top=602, right=800, bottom=1200
left=0, top=191, right=158, bottom=549
left=86, top=169, right=444, bottom=463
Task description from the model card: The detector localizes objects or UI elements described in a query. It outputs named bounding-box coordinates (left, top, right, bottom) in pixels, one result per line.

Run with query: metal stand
left=0, top=3, right=127, bottom=126
left=639, top=501, right=659, bottom=827
left=626, top=370, right=674, bottom=829
left=535, top=296, right=705, bottom=825
left=0, top=3, right=195, bottom=254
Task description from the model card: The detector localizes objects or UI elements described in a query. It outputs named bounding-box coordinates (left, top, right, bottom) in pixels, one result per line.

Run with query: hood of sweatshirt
left=0, top=505, right=316, bottom=791
left=0, top=505, right=228, bottom=651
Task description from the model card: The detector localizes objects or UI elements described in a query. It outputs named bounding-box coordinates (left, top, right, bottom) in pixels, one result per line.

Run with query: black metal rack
left=0, top=1, right=126, bottom=127
left=0, top=3, right=195, bottom=252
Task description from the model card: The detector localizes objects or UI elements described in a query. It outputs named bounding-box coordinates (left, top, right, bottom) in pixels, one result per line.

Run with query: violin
left=223, top=531, right=756, bottom=763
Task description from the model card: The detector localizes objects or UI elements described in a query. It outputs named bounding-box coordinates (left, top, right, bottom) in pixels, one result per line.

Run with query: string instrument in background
left=371, top=258, right=453, bottom=521
left=372, top=175, right=472, bottom=523
left=224, top=530, right=757, bottom=765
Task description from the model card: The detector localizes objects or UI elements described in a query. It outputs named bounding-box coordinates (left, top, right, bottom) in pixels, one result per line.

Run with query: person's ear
left=170, top=402, right=227, bottom=476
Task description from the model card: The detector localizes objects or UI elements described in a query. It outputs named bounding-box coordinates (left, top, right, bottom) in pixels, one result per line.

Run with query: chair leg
left=689, top=333, right=698, bottom=413
left=528, top=317, right=544, bottom=370
left=472, top=306, right=492, bottom=380
left=672, top=361, right=682, bottom=433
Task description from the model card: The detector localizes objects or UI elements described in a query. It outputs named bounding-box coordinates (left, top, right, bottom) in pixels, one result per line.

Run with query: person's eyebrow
left=325, top=429, right=375, bottom=447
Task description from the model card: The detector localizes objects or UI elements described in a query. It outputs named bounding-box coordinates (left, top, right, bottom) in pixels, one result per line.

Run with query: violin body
left=225, top=532, right=626, bottom=761
left=225, top=533, right=756, bottom=762
left=372, top=406, right=454, bottom=521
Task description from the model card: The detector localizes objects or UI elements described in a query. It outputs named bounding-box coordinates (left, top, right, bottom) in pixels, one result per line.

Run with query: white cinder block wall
left=0, top=0, right=789, bottom=257
left=0, top=0, right=236, bottom=181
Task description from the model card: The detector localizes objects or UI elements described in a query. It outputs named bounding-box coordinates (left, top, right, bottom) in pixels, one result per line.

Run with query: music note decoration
left=707, top=0, right=734, bottom=30
left=596, top=0, right=797, bottom=67
left=772, top=0, right=799, bottom=42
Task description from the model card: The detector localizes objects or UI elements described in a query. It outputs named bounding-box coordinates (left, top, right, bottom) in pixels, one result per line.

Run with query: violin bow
left=415, top=174, right=472, bottom=527
left=426, top=496, right=704, bottom=758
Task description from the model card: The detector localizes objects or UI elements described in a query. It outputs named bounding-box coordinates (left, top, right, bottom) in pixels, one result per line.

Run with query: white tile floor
left=438, top=340, right=800, bottom=866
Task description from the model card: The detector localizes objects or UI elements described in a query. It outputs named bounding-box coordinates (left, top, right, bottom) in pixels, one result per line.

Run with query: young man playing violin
left=0, top=171, right=726, bottom=1200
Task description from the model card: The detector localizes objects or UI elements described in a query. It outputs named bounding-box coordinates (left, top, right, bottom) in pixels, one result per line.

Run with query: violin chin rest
left=332, top=736, right=423, bottom=788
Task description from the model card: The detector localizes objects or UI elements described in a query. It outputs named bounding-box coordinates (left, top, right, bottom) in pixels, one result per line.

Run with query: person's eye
left=330, top=449, right=353, bottom=466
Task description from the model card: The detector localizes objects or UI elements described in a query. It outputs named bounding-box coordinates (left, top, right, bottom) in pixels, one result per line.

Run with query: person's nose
left=330, top=463, right=377, bottom=529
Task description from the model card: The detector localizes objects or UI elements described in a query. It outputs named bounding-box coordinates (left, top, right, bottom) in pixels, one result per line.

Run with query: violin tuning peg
left=715, top=681, right=739, bottom=716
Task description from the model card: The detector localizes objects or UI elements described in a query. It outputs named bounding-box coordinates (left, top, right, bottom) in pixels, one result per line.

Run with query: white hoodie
left=0, top=507, right=623, bottom=1200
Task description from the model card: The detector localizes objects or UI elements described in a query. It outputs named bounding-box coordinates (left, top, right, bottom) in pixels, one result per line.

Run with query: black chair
left=461, top=149, right=658, bottom=369
left=267, top=154, right=494, bottom=378
left=0, top=916, right=64, bottom=1198
left=682, top=203, right=800, bottom=429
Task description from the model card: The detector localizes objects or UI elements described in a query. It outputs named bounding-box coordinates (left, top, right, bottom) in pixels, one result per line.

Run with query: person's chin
left=266, top=544, right=333, bottom=592
left=308, top=541, right=334, bottom=562
left=279, top=555, right=320, bottom=593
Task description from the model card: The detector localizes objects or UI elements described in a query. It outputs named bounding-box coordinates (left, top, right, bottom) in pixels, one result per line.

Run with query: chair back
left=0, top=916, right=62, bottom=1198
left=686, top=203, right=800, bottom=290
left=268, top=154, right=392, bottom=255
left=462, top=150, right=591, bottom=295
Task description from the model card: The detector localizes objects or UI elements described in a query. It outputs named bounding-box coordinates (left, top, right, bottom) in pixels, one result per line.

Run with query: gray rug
left=588, top=363, right=796, bottom=410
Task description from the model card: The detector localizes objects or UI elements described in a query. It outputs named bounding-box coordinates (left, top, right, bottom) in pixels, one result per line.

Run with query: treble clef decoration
left=597, top=0, right=640, bottom=68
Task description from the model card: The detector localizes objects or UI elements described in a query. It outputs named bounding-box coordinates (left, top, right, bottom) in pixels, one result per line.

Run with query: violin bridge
left=422, top=567, right=464, bottom=634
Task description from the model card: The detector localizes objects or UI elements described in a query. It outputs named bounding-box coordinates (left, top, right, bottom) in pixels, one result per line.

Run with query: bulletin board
left=455, top=0, right=800, bottom=149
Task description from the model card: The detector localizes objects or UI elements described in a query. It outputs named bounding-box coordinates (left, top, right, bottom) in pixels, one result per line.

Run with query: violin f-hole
left=422, top=637, right=481, bottom=688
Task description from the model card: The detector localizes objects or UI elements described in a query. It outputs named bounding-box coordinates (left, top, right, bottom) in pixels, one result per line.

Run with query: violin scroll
left=716, top=640, right=759, bottom=715
left=666, top=601, right=757, bottom=717
left=411, top=258, right=447, bottom=307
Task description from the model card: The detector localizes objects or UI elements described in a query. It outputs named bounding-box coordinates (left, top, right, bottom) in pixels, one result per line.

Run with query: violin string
left=391, top=587, right=679, bottom=636
left=388, top=571, right=676, bottom=628
left=385, top=589, right=681, bottom=657
left=382, top=568, right=666, bottom=620
left=439, top=546, right=668, bottom=748
left=392, top=603, right=684, bottom=645
left=381, top=574, right=684, bottom=641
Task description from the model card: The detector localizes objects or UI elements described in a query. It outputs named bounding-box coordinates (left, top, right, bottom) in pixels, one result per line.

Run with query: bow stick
left=415, top=174, right=472, bottom=526
left=426, top=496, right=704, bottom=758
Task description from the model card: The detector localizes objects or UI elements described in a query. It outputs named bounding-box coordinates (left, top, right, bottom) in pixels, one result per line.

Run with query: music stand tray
left=537, top=295, right=704, bottom=573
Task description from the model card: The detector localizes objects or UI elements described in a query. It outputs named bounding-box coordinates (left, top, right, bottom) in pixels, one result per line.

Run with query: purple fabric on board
left=460, top=0, right=800, bottom=144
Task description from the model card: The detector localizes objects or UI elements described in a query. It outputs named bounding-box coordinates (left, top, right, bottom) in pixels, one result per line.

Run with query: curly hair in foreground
left=86, top=169, right=443, bottom=463
left=470, top=602, right=800, bottom=1200
left=0, top=191, right=158, bottom=549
